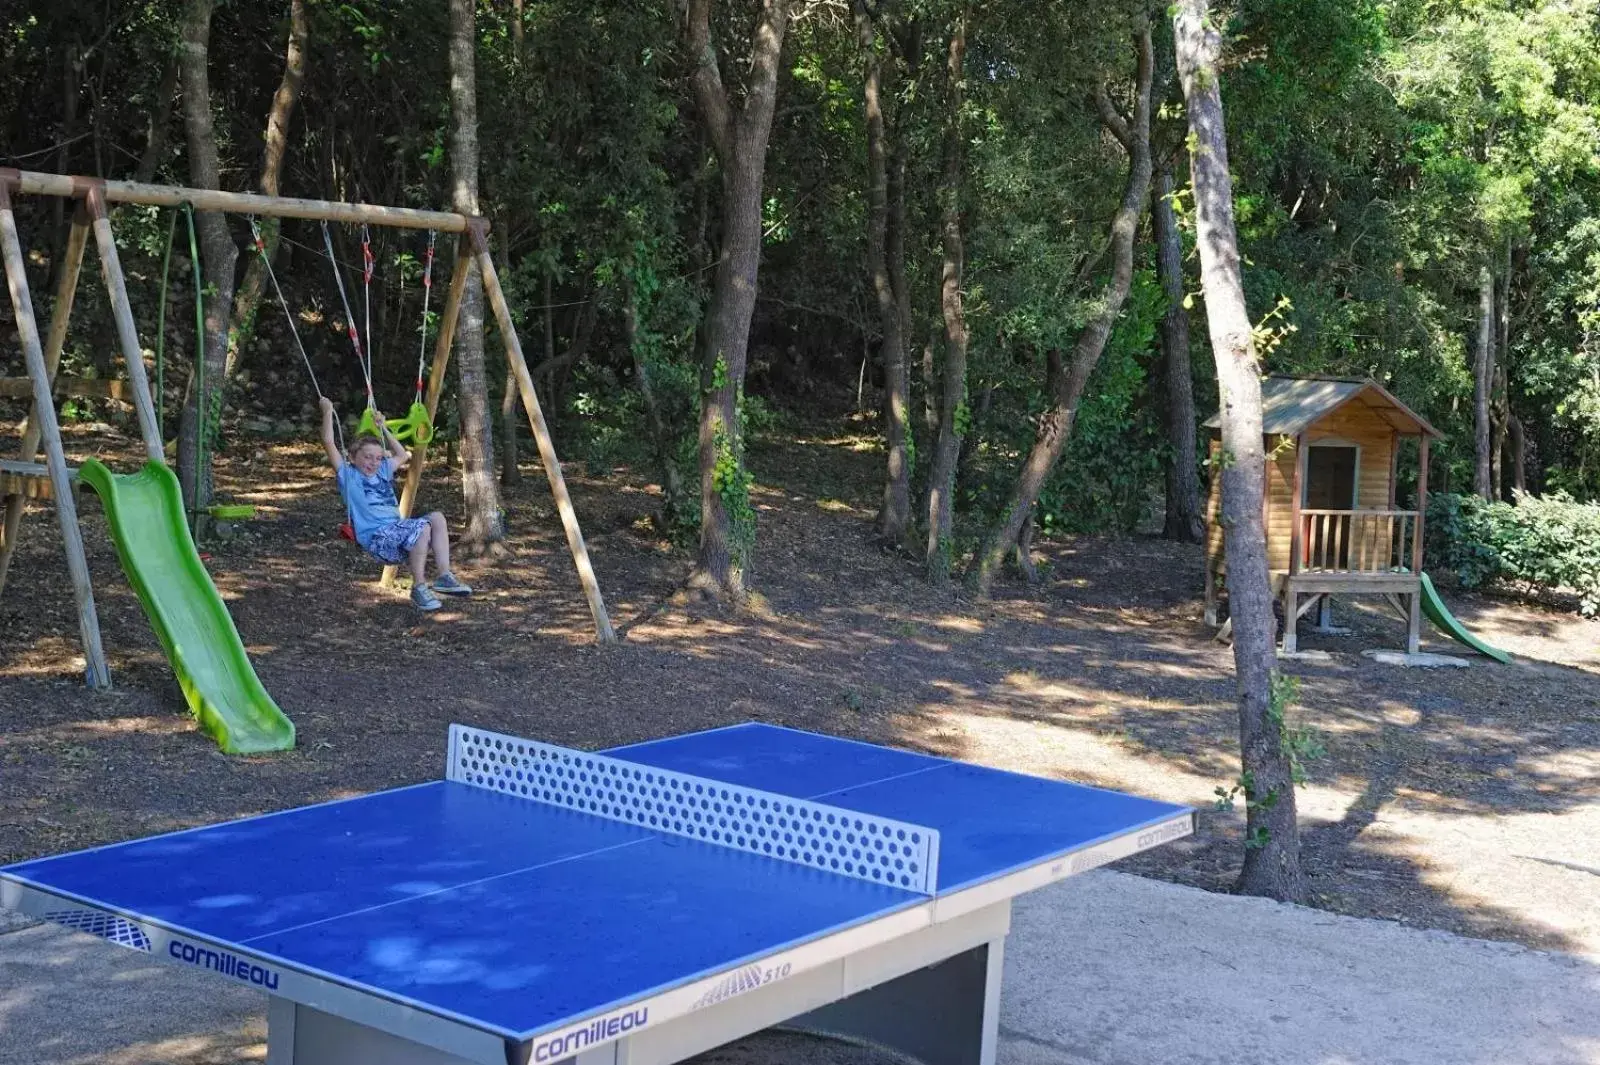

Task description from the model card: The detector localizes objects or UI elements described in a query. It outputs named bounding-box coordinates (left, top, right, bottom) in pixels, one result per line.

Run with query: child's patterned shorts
left=366, top=517, right=431, bottom=564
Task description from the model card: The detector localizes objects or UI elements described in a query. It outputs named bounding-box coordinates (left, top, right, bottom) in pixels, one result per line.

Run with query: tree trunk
left=132, top=57, right=180, bottom=184
left=225, top=0, right=309, bottom=382
left=1473, top=263, right=1494, bottom=500
left=498, top=237, right=521, bottom=487
left=924, top=9, right=970, bottom=584
left=1154, top=162, right=1204, bottom=543
left=857, top=1, right=913, bottom=546
left=1509, top=413, right=1527, bottom=495
left=1492, top=362, right=1507, bottom=501
left=973, top=25, right=1155, bottom=594
left=447, top=0, right=505, bottom=549
left=176, top=0, right=240, bottom=521
left=500, top=363, right=521, bottom=486
left=624, top=273, right=687, bottom=524
left=1175, top=0, right=1307, bottom=904
left=685, top=0, right=794, bottom=599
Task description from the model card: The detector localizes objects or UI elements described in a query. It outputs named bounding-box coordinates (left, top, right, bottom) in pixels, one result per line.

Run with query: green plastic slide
left=1419, top=571, right=1511, bottom=664
left=78, top=459, right=295, bottom=754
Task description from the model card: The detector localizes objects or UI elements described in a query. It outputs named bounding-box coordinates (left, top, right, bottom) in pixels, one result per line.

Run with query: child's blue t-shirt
left=336, top=458, right=401, bottom=548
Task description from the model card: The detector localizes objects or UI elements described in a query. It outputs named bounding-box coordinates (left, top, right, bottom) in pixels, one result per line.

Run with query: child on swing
left=320, top=396, right=472, bottom=612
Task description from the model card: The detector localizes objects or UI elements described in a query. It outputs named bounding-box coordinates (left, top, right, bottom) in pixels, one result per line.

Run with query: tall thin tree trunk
left=499, top=237, right=521, bottom=487
left=857, top=1, right=912, bottom=545
left=1473, top=263, right=1494, bottom=500
left=1154, top=162, right=1204, bottom=543
left=176, top=0, right=240, bottom=520
left=448, top=0, right=505, bottom=549
left=924, top=9, right=970, bottom=584
left=624, top=274, right=687, bottom=523
left=684, top=0, right=794, bottom=599
left=973, top=24, right=1155, bottom=594
left=1175, top=0, right=1307, bottom=903
left=226, top=0, right=309, bottom=382
left=1509, top=414, right=1527, bottom=495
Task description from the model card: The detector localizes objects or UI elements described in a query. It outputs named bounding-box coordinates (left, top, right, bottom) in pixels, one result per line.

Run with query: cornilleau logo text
left=169, top=941, right=280, bottom=990
left=533, top=1007, right=647, bottom=1062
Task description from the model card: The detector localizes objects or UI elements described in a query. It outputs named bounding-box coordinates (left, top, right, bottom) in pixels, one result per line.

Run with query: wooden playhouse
left=1203, top=376, right=1441, bottom=653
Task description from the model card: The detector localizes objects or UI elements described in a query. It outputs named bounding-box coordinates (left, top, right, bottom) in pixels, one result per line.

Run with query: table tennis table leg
left=785, top=934, right=1006, bottom=1065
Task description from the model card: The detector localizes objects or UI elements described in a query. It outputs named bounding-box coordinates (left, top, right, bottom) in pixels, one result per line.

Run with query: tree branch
left=1096, top=81, right=1132, bottom=150
left=686, top=0, right=734, bottom=161
left=739, top=0, right=795, bottom=141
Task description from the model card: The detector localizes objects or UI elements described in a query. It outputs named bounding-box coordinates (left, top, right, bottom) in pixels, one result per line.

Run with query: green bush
left=1426, top=491, right=1600, bottom=614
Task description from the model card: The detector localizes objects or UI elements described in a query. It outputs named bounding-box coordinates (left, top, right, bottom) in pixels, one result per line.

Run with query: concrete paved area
left=2, top=870, right=1597, bottom=1065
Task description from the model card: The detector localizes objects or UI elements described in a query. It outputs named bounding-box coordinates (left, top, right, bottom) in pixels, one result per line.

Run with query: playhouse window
left=1304, top=443, right=1359, bottom=510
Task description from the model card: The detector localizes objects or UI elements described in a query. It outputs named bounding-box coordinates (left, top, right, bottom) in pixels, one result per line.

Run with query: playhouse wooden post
left=1280, top=433, right=1309, bottom=652
left=85, top=186, right=163, bottom=462
left=1408, top=435, right=1430, bottom=654
left=380, top=242, right=470, bottom=589
left=0, top=179, right=110, bottom=687
left=468, top=223, right=616, bottom=644
left=0, top=207, right=89, bottom=595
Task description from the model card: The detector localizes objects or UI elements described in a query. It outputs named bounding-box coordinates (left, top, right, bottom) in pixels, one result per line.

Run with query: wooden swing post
left=85, top=186, right=164, bottom=461
left=380, top=242, right=471, bottom=589
left=0, top=205, right=90, bottom=595
left=468, top=221, right=616, bottom=644
left=0, top=177, right=110, bottom=687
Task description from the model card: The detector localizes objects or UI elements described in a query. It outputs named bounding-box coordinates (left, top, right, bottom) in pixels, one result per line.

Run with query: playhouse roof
left=1204, top=376, right=1441, bottom=438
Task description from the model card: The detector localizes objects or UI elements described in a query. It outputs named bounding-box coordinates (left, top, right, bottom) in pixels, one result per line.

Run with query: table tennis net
left=447, top=725, right=939, bottom=894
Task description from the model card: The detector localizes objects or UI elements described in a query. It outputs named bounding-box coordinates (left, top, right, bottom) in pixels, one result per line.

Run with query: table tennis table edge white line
left=0, top=869, right=937, bottom=1052
left=1, top=805, right=1194, bottom=1064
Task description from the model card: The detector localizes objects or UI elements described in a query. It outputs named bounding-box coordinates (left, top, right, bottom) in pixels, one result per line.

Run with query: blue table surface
left=3, top=723, right=1188, bottom=1039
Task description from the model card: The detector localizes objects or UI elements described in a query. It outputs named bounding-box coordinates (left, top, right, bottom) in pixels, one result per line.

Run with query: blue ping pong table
left=1, top=722, right=1193, bottom=1065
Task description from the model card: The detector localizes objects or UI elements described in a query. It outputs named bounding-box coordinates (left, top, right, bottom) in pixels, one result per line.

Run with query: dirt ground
left=2, top=412, right=1598, bottom=961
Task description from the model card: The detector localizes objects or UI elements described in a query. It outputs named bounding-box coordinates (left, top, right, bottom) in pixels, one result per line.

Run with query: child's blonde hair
left=349, top=435, right=384, bottom=459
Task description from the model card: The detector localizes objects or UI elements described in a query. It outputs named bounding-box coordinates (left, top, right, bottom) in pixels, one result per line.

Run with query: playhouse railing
left=1296, top=509, right=1419, bottom=574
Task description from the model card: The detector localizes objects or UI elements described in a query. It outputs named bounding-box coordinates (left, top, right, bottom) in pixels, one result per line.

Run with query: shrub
left=1426, top=491, right=1600, bottom=614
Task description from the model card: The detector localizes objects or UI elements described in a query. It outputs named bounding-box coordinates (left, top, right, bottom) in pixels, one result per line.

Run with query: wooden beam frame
left=0, top=178, right=110, bottom=687
left=380, top=243, right=471, bottom=588
left=3, top=169, right=617, bottom=646
left=469, top=223, right=615, bottom=643
left=85, top=186, right=163, bottom=461
left=1, top=167, right=467, bottom=232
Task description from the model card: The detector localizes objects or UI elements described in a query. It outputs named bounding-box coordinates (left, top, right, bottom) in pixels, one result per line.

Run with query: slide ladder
left=78, top=459, right=295, bottom=754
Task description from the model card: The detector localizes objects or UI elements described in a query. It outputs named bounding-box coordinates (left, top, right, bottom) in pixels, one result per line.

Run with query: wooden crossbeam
left=0, top=377, right=134, bottom=401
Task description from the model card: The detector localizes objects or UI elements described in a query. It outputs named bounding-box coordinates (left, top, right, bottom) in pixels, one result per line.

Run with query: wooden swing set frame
left=0, top=168, right=614, bottom=692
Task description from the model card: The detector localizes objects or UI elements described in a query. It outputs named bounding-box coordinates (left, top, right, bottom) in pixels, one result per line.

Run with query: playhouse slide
left=78, top=459, right=295, bottom=754
left=1419, top=571, right=1512, bottom=664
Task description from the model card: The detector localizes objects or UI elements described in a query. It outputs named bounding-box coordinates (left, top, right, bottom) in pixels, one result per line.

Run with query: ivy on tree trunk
left=684, top=0, right=794, bottom=600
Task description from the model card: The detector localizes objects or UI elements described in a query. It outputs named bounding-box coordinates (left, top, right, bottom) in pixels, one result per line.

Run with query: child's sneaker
left=433, top=572, right=472, bottom=596
left=411, top=584, right=442, bottom=612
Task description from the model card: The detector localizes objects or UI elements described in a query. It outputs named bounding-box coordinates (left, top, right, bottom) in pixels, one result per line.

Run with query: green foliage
left=1037, top=270, right=1166, bottom=535
left=1426, top=491, right=1600, bottom=614
left=712, top=423, right=756, bottom=568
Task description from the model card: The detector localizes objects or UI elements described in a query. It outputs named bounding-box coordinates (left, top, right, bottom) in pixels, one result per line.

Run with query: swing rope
left=320, top=218, right=376, bottom=415
left=414, top=230, right=436, bottom=406
left=252, top=218, right=343, bottom=454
